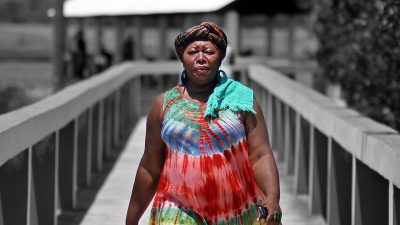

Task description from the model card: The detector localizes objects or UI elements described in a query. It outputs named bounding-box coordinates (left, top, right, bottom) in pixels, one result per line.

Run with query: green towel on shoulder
left=204, top=75, right=256, bottom=118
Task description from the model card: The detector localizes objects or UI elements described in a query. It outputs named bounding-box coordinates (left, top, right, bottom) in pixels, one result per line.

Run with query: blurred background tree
left=0, top=0, right=53, bottom=115
left=0, top=0, right=52, bottom=22
left=313, top=0, right=400, bottom=131
left=0, top=85, right=33, bottom=114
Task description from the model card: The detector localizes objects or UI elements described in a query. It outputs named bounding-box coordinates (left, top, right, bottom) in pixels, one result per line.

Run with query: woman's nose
left=195, top=53, right=206, bottom=64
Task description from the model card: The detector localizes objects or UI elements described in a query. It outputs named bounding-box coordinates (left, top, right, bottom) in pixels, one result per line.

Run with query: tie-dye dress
left=149, top=86, right=265, bottom=225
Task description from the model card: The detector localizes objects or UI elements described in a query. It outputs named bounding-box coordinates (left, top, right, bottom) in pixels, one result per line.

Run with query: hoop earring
left=181, top=71, right=187, bottom=84
left=217, top=69, right=227, bottom=83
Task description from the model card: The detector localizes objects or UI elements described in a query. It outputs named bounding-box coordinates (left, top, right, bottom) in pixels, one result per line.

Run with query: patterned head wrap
left=174, top=21, right=228, bottom=62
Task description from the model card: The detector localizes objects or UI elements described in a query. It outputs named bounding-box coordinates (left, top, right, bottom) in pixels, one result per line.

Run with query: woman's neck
left=185, top=81, right=215, bottom=93
left=182, top=80, right=216, bottom=102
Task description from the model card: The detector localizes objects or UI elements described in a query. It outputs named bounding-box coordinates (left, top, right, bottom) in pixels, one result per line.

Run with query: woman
left=126, top=22, right=281, bottom=225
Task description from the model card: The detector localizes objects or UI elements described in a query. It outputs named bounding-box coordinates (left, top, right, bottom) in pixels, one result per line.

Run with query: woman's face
left=182, top=41, right=221, bottom=85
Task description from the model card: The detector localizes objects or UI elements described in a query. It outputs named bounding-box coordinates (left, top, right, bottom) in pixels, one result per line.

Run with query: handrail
left=246, top=64, right=400, bottom=224
left=0, top=60, right=181, bottom=166
left=248, top=64, right=400, bottom=187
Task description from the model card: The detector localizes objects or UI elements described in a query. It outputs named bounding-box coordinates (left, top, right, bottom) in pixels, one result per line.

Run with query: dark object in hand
left=256, top=202, right=268, bottom=219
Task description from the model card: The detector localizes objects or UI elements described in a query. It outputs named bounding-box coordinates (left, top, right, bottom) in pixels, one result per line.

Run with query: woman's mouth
left=195, top=67, right=209, bottom=72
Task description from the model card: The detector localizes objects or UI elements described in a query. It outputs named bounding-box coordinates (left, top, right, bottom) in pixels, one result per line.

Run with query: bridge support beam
left=283, top=105, right=295, bottom=175
left=352, top=159, right=388, bottom=225
left=0, top=150, right=29, bottom=225
left=293, top=114, right=310, bottom=194
left=91, top=102, right=104, bottom=172
left=78, top=110, right=92, bottom=187
left=327, top=139, right=352, bottom=225
left=272, top=97, right=284, bottom=161
left=113, top=91, right=121, bottom=148
left=308, top=127, right=328, bottom=218
left=133, top=77, right=142, bottom=117
left=103, top=95, right=113, bottom=158
left=266, top=91, right=273, bottom=150
left=393, top=185, right=400, bottom=225
left=59, top=120, right=78, bottom=210
left=31, top=134, right=57, bottom=225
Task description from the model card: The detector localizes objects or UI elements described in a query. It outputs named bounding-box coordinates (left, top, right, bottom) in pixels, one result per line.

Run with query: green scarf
left=204, top=75, right=256, bottom=118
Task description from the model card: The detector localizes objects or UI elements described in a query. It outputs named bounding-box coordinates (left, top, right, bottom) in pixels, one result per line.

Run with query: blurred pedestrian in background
left=122, top=33, right=134, bottom=61
left=70, top=29, right=87, bottom=80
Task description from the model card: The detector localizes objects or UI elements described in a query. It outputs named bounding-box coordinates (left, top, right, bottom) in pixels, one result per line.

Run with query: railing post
left=119, top=84, right=128, bottom=139
left=260, top=89, right=271, bottom=144
left=267, top=92, right=274, bottom=149
left=129, top=79, right=135, bottom=123
left=0, top=150, right=29, bottom=225
left=103, top=95, right=113, bottom=159
left=393, top=185, right=400, bottom=225
left=91, top=102, right=103, bottom=172
left=274, top=98, right=283, bottom=161
left=0, top=186, right=3, bottom=225
left=78, top=110, right=92, bottom=187
left=31, top=134, right=57, bottom=225
left=133, top=77, right=142, bottom=117
left=294, top=113, right=310, bottom=194
left=327, top=140, right=352, bottom=225
left=353, top=159, right=389, bottom=225
left=309, top=125, right=315, bottom=212
left=389, top=183, right=394, bottom=225
left=309, top=128, right=328, bottom=218
left=55, top=130, right=59, bottom=222
left=87, top=107, right=93, bottom=176
left=59, top=119, right=78, bottom=210
left=283, top=104, right=290, bottom=168
left=27, top=147, right=32, bottom=225
left=327, top=137, right=332, bottom=225
left=283, top=106, right=295, bottom=175
left=98, top=101, right=104, bottom=170
left=351, top=156, right=356, bottom=225
left=113, top=91, right=121, bottom=147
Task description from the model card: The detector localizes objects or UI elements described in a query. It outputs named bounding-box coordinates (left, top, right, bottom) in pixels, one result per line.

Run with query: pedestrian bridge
left=0, top=61, right=399, bottom=225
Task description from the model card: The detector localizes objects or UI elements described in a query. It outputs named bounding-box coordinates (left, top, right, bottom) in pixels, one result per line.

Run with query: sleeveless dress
left=149, top=86, right=265, bottom=225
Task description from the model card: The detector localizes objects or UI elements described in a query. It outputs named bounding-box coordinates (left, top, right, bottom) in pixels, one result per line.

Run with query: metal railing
left=242, top=65, right=400, bottom=225
left=0, top=61, right=180, bottom=225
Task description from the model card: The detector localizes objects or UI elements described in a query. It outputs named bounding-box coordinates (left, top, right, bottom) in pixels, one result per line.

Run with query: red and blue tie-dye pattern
left=150, top=87, right=265, bottom=225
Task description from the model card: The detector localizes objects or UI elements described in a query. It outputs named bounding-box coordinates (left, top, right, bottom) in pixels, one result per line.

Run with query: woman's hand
left=264, top=197, right=282, bottom=225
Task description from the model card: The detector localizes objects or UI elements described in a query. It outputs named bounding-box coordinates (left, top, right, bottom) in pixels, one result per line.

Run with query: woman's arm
left=245, top=97, right=280, bottom=225
left=126, top=94, right=166, bottom=225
